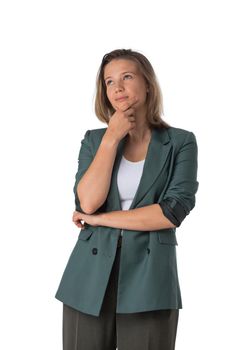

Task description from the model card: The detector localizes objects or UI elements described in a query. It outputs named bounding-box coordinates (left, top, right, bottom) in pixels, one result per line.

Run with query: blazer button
left=92, top=248, right=98, bottom=255
left=147, top=247, right=150, bottom=254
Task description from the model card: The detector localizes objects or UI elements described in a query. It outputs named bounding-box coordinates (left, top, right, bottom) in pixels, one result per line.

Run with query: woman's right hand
left=106, top=96, right=139, bottom=143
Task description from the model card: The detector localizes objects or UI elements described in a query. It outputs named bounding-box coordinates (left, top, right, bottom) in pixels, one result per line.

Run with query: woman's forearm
left=96, top=204, right=176, bottom=231
left=78, top=130, right=119, bottom=214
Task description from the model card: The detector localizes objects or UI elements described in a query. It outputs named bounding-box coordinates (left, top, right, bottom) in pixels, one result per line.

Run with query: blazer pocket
left=78, top=227, right=94, bottom=241
left=155, top=229, right=178, bottom=245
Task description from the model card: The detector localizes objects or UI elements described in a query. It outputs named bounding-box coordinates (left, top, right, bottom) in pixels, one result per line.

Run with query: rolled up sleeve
left=159, top=131, right=199, bottom=227
left=73, top=130, right=93, bottom=213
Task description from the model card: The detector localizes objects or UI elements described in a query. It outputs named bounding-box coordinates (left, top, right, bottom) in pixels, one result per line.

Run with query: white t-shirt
left=117, top=155, right=145, bottom=236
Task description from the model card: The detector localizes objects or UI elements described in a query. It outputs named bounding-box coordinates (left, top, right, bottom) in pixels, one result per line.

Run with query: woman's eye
left=106, top=75, right=132, bottom=86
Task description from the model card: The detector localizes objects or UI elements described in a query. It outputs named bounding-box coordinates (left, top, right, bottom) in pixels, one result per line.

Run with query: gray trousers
left=63, top=236, right=179, bottom=350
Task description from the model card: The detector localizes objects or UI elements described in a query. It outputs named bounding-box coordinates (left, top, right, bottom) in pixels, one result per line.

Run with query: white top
left=117, top=155, right=145, bottom=236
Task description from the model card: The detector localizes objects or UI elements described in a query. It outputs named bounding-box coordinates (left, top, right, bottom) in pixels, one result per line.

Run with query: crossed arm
left=73, top=203, right=176, bottom=231
left=73, top=130, right=176, bottom=231
left=73, top=129, right=198, bottom=231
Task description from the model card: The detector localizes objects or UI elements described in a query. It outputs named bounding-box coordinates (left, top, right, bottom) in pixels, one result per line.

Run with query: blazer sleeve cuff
left=159, top=198, right=187, bottom=227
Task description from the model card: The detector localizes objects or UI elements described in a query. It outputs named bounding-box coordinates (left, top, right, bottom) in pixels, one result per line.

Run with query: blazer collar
left=109, top=127, right=172, bottom=211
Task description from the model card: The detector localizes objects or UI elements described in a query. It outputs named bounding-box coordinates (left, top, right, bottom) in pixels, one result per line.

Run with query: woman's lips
left=115, top=96, right=128, bottom=101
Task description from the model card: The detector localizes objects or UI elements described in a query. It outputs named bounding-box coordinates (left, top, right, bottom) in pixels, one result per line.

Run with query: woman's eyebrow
left=104, top=71, right=136, bottom=81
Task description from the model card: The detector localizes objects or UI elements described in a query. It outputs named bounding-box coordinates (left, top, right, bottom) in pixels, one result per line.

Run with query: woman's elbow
left=78, top=199, right=96, bottom=215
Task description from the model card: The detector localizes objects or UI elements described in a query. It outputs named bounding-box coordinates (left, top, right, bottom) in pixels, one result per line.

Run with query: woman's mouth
left=115, top=96, right=128, bottom=101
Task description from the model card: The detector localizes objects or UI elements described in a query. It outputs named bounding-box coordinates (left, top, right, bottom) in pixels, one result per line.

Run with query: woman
left=55, top=48, right=199, bottom=350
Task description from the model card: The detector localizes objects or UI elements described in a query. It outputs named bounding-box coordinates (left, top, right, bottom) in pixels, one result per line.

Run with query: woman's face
left=103, top=59, right=148, bottom=112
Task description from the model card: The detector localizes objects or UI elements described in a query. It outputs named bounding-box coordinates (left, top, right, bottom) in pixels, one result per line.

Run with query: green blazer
left=55, top=126, right=199, bottom=316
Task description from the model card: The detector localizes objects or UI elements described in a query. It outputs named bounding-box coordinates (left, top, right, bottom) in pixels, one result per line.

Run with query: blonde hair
left=94, top=49, right=171, bottom=129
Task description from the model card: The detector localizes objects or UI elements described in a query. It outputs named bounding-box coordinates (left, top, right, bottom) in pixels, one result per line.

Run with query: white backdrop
left=0, top=0, right=232, bottom=349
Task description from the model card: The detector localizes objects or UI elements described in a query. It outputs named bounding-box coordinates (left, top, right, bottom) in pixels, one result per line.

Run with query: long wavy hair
left=94, top=49, right=171, bottom=129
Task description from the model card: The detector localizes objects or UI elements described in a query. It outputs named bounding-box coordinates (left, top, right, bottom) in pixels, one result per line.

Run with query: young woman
left=55, top=48, right=199, bottom=350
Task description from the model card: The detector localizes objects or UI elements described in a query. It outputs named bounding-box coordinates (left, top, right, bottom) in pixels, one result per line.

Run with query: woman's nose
left=115, top=81, right=124, bottom=92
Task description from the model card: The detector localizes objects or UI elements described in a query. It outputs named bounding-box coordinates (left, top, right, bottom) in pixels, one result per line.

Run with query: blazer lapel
left=109, top=127, right=171, bottom=211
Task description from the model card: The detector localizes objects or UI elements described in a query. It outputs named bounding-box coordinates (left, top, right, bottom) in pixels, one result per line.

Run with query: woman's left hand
left=72, top=210, right=100, bottom=229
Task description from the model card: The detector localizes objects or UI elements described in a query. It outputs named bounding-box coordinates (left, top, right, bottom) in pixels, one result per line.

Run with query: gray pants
left=63, top=237, right=179, bottom=350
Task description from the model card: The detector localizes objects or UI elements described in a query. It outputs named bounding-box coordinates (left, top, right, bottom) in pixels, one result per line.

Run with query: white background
left=0, top=0, right=232, bottom=349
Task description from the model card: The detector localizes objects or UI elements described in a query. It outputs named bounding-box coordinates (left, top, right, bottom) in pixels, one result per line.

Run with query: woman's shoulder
left=88, top=127, right=107, bottom=136
left=166, top=125, right=197, bottom=144
left=82, top=127, right=107, bottom=149
left=167, top=125, right=194, bottom=136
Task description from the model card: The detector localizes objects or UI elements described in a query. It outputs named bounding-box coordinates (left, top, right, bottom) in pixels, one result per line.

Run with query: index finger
left=115, top=96, right=139, bottom=112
